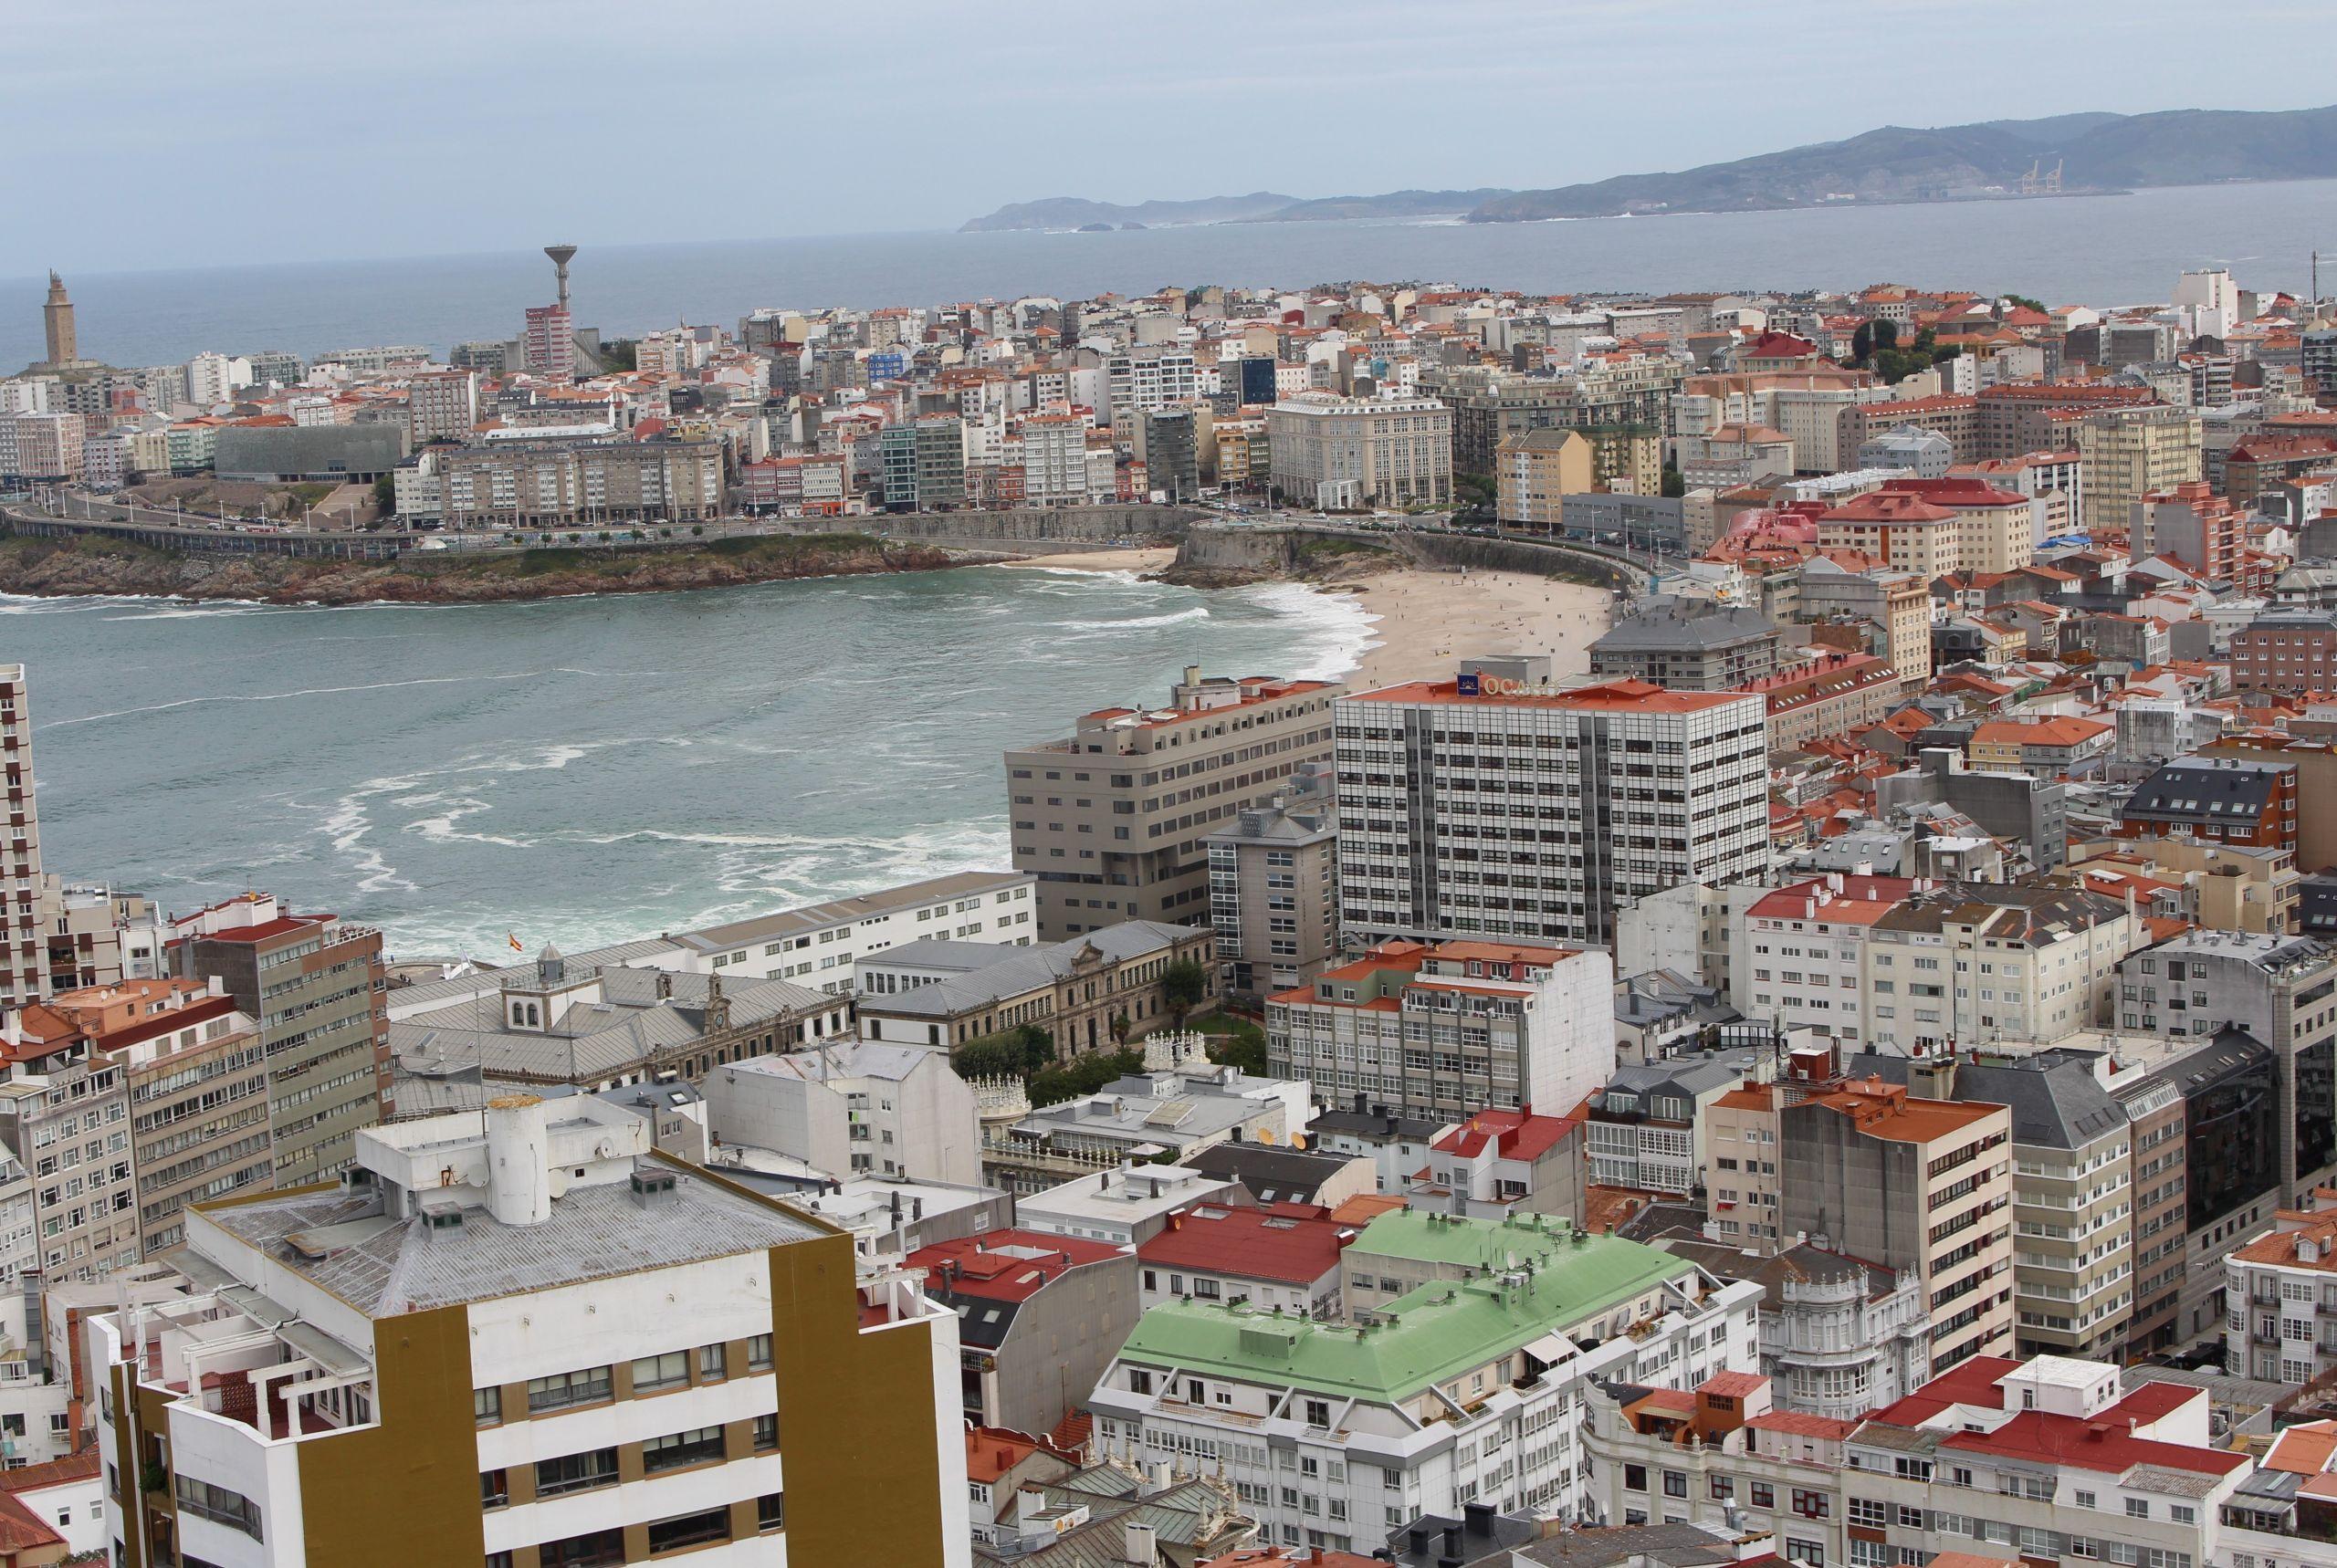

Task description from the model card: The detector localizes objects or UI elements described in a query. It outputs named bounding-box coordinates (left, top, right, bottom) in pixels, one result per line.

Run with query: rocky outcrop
left=0, top=531, right=978, bottom=606
left=1158, top=525, right=1407, bottom=587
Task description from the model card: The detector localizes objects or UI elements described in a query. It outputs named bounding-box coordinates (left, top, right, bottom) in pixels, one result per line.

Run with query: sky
left=6, top=0, right=2332, bottom=277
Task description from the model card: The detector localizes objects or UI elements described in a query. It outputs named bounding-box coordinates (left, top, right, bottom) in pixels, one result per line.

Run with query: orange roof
left=1969, top=716, right=2112, bottom=747
left=1353, top=677, right=1757, bottom=715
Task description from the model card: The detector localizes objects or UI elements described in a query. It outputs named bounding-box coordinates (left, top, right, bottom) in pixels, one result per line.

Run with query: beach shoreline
left=1326, top=567, right=1615, bottom=690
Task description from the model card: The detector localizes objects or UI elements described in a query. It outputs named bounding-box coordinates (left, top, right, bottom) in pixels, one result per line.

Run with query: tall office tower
left=523, top=303, right=575, bottom=380
left=1336, top=661, right=1769, bottom=947
left=0, top=666, right=47, bottom=1007
left=169, top=892, right=389, bottom=1185
left=90, top=1097, right=971, bottom=1568
left=1006, top=669, right=1342, bottom=941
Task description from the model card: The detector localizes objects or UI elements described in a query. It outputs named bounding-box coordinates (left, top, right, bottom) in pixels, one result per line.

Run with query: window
left=1751, top=1482, right=1775, bottom=1508
left=540, top=1530, right=624, bottom=1568
left=753, top=1414, right=779, bottom=1452
left=647, top=1509, right=730, bottom=1555
left=473, top=1386, right=501, bottom=1427
left=697, top=1343, right=728, bottom=1382
left=1129, top=1370, right=1154, bottom=1396
left=1625, top=1464, right=1648, bottom=1492
left=535, top=1448, right=620, bottom=1499
left=174, top=1477, right=262, bottom=1541
left=758, top=1493, right=786, bottom=1533
left=1791, top=1490, right=1830, bottom=1520
left=634, top=1351, right=689, bottom=1393
left=644, top=1427, right=726, bottom=1474
left=2074, top=1490, right=2096, bottom=1510
left=2170, top=1505, right=2195, bottom=1525
left=1711, top=1476, right=1734, bottom=1500
left=2126, top=1499, right=2148, bottom=1520
left=748, top=1333, right=773, bottom=1372
left=1305, top=1399, right=1332, bottom=1427
left=1664, top=1471, right=1688, bottom=1499
left=1850, top=1499, right=1889, bottom=1528
left=480, top=1469, right=508, bottom=1510
left=529, top=1365, right=612, bottom=1413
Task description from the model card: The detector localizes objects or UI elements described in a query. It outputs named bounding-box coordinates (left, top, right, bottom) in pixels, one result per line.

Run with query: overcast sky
left=6, top=0, right=2329, bottom=277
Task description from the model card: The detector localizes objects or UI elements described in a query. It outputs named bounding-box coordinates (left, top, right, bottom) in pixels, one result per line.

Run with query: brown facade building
left=168, top=892, right=389, bottom=1186
left=1006, top=669, right=1341, bottom=942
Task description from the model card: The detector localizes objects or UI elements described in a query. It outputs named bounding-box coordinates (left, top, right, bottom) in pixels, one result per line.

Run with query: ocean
left=6, top=180, right=2337, bottom=370
left=9, top=567, right=1371, bottom=962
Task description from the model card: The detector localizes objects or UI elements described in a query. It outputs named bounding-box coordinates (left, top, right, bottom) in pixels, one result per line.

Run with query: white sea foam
left=1059, top=606, right=1210, bottom=631
left=44, top=668, right=669, bottom=729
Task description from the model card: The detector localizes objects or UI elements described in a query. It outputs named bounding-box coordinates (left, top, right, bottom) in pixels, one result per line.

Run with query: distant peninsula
left=959, top=103, right=2337, bottom=231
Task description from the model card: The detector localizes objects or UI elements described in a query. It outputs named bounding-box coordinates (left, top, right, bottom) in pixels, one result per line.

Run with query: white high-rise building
left=1103, top=348, right=1196, bottom=432
left=1336, top=665, right=1770, bottom=948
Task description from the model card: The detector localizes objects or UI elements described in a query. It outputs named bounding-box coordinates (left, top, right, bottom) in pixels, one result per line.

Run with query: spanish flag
left=508, top=932, right=524, bottom=952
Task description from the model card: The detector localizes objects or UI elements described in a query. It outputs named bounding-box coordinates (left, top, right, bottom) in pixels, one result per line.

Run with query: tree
left=1660, top=465, right=1686, bottom=499
left=1163, top=957, right=1209, bottom=1028
left=1202, top=1017, right=1267, bottom=1076
left=2004, top=294, right=2047, bottom=316
left=372, top=475, right=396, bottom=516
left=1109, top=1011, right=1131, bottom=1048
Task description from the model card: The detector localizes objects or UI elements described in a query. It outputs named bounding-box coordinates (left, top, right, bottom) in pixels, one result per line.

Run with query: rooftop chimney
left=485, top=1093, right=552, bottom=1227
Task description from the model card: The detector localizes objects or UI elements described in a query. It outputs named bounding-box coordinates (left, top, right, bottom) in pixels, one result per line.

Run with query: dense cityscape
left=10, top=191, right=2337, bottom=1568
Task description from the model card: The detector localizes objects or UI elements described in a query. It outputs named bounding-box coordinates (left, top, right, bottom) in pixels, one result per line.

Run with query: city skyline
left=6, top=0, right=2336, bottom=275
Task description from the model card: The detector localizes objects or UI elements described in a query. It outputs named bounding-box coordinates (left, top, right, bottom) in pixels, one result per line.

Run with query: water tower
left=543, top=244, right=577, bottom=310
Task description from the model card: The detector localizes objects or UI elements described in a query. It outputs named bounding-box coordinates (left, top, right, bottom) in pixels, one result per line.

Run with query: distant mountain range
left=959, top=104, right=2337, bottom=231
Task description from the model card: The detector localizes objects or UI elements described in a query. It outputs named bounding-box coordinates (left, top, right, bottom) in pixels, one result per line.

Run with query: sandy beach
left=1331, top=567, right=1615, bottom=691
left=991, top=547, right=1615, bottom=692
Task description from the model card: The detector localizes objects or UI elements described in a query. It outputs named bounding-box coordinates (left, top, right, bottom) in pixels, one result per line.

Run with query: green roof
left=1346, top=1207, right=1591, bottom=1270
left=1116, top=1216, right=1697, bottom=1403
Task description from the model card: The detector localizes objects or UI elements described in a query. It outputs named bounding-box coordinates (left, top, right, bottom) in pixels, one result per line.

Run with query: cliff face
left=0, top=532, right=972, bottom=606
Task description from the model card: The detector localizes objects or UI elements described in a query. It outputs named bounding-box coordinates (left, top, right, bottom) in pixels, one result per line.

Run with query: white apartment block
left=2224, top=1187, right=2337, bottom=1385
left=1336, top=670, right=1769, bottom=949
left=1088, top=1231, right=1760, bottom=1556
left=1264, top=939, right=1614, bottom=1122
left=1104, top=350, right=1196, bottom=432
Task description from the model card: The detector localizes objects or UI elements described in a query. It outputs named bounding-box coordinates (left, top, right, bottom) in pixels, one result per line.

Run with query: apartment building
left=2115, top=929, right=2337, bottom=1205
left=406, top=370, right=477, bottom=443
left=1263, top=939, right=1613, bottom=1123
left=0, top=414, right=83, bottom=483
left=1588, top=602, right=1786, bottom=692
left=1850, top=1050, right=2135, bottom=1362
left=1104, top=349, right=1197, bottom=433
left=2232, top=609, right=2337, bottom=695
left=1409, top=1108, right=1584, bottom=1222
left=1860, top=882, right=2142, bottom=1054
left=438, top=439, right=725, bottom=527
left=2115, top=1066, right=2189, bottom=1357
left=1134, top=1202, right=1349, bottom=1319
left=2114, top=756, right=2298, bottom=853
left=1264, top=393, right=1453, bottom=509
left=1776, top=1071, right=2016, bottom=1370
left=1817, top=487, right=2032, bottom=579
left=1020, top=413, right=1095, bottom=504
left=1089, top=1219, right=1759, bottom=1556
left=16, top=978, right=273, bottom=1261
left=168, top=892, right=389, bottom=1186
left=1335, top=667, right=1769, bottom=948
left=1746, top=652, right=1903, bottom=753
left=914, top=1228, right=1138, bottom=1438
left=1584, top=1052, right=1760, bottom=1197
left=0, top=1014, right=137, bottom=1288
left=1583, top=1356, right=2249, bottom=1568
left=2076, top=404, right=2203, bottom=536
left=1734, top=874, right=1913, bottom=1043
left=1493, top=427, right=1591, bottom=531
left=89, top=1096, right=971, bottom=1568
left=702, top=1040, right=981, bottom=1185
left=1649, top=1235, right=1934, bottom=1422
left=2223, top=1186, right=2337, bottom=1385
left=0, top=669, right=47, bottom=1009
left=1006, top=669, right=1341, bottom=941
left=1206, top=795, right=1338, bottom=1008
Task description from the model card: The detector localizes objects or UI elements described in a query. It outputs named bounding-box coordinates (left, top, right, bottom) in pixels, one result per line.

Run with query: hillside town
left=11, top=250, right=2337, bottom=1568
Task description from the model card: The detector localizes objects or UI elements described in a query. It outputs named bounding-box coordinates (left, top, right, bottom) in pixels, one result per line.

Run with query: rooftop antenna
left=544, top=245, right=577, bottom=311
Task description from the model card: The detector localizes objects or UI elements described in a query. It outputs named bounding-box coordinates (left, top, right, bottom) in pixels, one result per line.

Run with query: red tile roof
left=907, top=1229, right=1126, bottom=1301
left=1432, top=1107, right=1574, bottom=1163
left=1137, top=1203, right=1351, bottom=1285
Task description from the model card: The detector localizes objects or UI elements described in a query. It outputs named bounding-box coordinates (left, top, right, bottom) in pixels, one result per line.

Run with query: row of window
left=478, top=1335, right=776, bottom=1425
left=487, top=1496, right=783, bottom=1568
